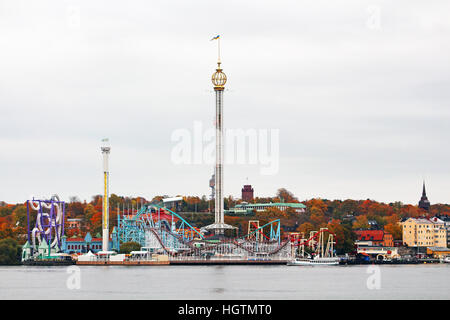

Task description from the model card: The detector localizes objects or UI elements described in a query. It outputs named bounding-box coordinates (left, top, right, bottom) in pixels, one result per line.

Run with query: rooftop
left=355, top=230, right=386, bottom=242
left=403, top=217, right=434, bottom=224
left=235, top=202, right=306, bottom=209
left=427, top=247, right=450, bottom=252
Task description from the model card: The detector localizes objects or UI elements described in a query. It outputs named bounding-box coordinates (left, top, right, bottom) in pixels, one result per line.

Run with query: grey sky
left=1, top=0, right=449, bottom=204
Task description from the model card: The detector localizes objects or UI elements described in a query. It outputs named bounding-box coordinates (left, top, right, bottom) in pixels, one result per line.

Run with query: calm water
left=0, top=264, right=449, bottom=299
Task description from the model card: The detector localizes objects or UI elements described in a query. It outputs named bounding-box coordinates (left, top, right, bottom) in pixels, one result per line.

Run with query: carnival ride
left=27, top=195, right=65, bottom=255
left=289, top=228, right=337, bottom=258
left=115, top=203, right=291, bottom=260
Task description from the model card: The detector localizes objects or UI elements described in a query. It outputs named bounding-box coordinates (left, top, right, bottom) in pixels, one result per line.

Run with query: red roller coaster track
left=290, top=228, right=337, bottom=247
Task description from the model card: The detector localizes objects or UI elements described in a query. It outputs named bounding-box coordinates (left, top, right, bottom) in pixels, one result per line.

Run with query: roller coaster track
left=291, top=228, right=337, bottom=247
left=147, top=226, right=196, bottom=255
left=117, top=203, right=288, bottom=257
left=232, top=239, right=290, bottom=255
left=173, top=238, right=290, bottom=257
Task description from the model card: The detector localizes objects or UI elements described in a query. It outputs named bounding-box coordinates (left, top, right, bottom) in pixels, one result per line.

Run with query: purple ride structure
left=22, top=195, right=66, bottom=260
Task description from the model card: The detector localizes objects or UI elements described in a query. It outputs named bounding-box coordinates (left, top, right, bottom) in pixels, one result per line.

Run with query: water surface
left=0, top=264, right=448, bottom=299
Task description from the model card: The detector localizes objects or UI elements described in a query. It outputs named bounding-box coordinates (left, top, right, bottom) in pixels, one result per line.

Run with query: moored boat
left=287, top=256, right=340, bottom=266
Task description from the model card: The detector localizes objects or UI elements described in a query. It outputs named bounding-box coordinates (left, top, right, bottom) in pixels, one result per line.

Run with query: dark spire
left=419, top=181, right=430, bottom=211
left=422, top=181, right=426, bottom=197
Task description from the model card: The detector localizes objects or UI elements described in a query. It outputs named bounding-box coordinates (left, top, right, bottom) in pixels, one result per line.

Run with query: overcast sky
left=1, top=0, right=449, bottom=205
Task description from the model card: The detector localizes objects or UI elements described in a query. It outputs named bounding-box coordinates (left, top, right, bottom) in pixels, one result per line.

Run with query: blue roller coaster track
left=115, top=203, right=204, bottom=252
left=114, top=203, right=283, bottom=255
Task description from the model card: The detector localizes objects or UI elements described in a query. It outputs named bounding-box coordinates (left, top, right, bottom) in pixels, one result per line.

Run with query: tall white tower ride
left=101, top=139, right=111, bottom=251
left=205, top=37, right=235, bottom=236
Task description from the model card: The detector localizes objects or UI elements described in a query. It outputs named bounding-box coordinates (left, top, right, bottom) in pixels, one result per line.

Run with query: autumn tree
left=384, top=214, right=402, bottom=240
left=67, top=198, right=84, bottom=218
left=276, top=188, right=298, bottom=203
left=183, top=196, right=202, bottom=212
left=327, top=219, right=356, bottom=254
left=352, top=215, right=369, bottom=230
left=296, top=222, right=315, bottom=236
left=151, top=195, right=165, bottom=203
left=90, top=212, right=103, bottom=235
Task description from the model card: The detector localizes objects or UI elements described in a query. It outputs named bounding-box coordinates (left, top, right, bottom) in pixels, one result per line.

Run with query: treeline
left=1, top=188, right=449, bottom=257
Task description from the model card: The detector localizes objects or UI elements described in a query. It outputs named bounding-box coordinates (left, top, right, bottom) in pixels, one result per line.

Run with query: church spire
left=422, top=181, right=427, bottom=197
left=419, top=180, right=430, bottom=211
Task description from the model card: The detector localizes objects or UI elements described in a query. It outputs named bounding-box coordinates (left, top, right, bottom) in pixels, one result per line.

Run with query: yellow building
left=426, top=247, right=450, bottom=258
left=401, top=218, right=447, bottom=248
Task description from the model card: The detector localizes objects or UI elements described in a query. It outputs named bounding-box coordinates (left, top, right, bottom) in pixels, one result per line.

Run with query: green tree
left=119, top=241, right=141, bottom=254
left=0, top=238, right=21, bottom=265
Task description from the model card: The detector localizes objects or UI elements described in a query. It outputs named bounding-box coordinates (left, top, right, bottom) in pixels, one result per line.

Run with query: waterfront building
left=401, top=218, right=447, bottom=249
left=61, top=231, right=115, bottom=254
left=241, top=185, right=254, bottom=202
left=21, top=241, right=32, bottom=261
left=226, top=202, right=307, bottom=215
left=21, top=238, right=61, bottom=261
left=355, top=230, right=393, bottom=247
left=430, top=215, right=450, bottom=248
left=426, top=246, right=450, bottom=258
left=418, top=181, right=431, bottom=211
left=357, top=246, right=400, bottom=260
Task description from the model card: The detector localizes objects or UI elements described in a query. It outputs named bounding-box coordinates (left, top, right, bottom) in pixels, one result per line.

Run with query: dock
left=75, top=259, right=288, bottom=266
left=76, top=260, right=169, bottom=266
left=169, top=259, right=287, bottom=265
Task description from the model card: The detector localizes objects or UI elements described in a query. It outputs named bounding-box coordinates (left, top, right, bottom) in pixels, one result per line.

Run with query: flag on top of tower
left=210, top=35, right=220, bottom=41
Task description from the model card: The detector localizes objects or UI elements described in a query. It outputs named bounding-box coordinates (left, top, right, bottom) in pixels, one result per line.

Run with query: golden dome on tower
left=212, top=61, right=227, bottom=91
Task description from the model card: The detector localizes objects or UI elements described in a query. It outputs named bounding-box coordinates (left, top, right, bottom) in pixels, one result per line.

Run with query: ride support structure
left=289, top=227, right=337, bottom=258
left=115, top=203, right=291, bottom=261
left=26, top=195, right=65, bottom=257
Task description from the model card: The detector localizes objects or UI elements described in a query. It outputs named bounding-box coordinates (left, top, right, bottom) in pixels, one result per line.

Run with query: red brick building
left=241, top=185, right=254, bottom=202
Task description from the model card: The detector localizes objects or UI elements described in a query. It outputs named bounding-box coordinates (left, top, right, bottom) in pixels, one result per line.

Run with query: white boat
left=287, top=256, right=340, bottom=266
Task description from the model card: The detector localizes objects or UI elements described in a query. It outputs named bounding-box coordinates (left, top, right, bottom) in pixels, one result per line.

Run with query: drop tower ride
left=205, top=36, right=234, bottom=236
left=101, top=139, right=111, bottom=251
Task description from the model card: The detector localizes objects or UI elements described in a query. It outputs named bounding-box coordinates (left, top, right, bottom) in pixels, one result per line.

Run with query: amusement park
left=19, top=38, right=340, bottom=267
left=3, top=1, right=450, bottom=304
left=21, top=195, right=339, bottom=266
